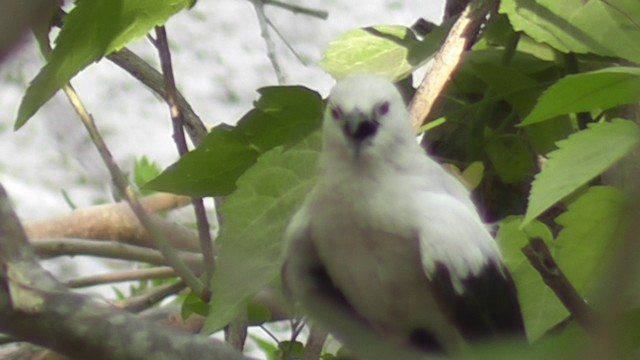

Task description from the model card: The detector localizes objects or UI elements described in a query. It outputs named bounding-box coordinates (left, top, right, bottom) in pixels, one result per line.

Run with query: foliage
left=8, top=0, right=640, bottom=358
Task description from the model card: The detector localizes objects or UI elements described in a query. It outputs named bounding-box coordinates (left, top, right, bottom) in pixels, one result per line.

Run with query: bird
left=281, top=74, right=525, bottom=356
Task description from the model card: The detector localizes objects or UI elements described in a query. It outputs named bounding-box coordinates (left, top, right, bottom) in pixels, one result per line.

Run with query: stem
left=62, top=84, right=205, bottom=296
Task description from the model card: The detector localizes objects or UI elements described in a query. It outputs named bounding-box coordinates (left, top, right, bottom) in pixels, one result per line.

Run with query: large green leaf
left=500, top=0, right=640, bottom=64
left=554, top=186, right=626, bottom=294
left=497, top=216, right=564, bottom=340
left=145, top=86, right=323, bottom=197
left=320, top=19, right=452, bottom=80
left=521, top=67, right=640, bottom=126
left=523, top=119, right=640, bottom=226
left=202, top=133, right=321, bottom=333
left=15, top=0, right=192, bottom=129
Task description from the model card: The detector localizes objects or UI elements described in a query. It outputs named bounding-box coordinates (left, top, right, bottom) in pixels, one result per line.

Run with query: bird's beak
left=342, top=110, right=379, bottom=155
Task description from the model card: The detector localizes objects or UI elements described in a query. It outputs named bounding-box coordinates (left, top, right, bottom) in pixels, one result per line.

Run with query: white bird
left=282, top=74, right=524, bottom=356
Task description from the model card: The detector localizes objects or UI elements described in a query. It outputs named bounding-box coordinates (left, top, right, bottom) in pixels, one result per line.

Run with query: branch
left=521, top=237, right=595, bottom=329
left=155, top=26, right=216, bottom=293
left=33, top=238, right=204, bottom=272
left=250, top=0, right=286, bottom=84
left=65, top=266, right=176, bottom=288
left=62, top=83, right=205, bottom=297
left=25, top=193, right=200, bottom=252
left=408, top=0, right=495, bottom=131
left=0, top=183, right=251, bottom=360
left=106, top=47, right=208, bottom=145
left=117, top=280, right=186, bottom=313
left=262, top=0, right=328, bottom=19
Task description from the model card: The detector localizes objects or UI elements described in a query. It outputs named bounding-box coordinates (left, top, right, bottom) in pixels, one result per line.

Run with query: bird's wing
left=416, top=191, right=525, bottom=340
left=281, top=209, right=427, bottom=360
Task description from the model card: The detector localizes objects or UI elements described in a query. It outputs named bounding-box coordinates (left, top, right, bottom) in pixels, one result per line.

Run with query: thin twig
left=65, top=266, right=176, bottom=288
left=61, top=83, right=205, bottom=296
left=118, top=280, right=187, bottom=313
left=250, top=0, right=286, bottom=84
left=33, top=238, right=204, bottom=271
left=265, top=17, right=308, bottom=65
left=408, top=0, right=495, bottom=131
left=521, top=237, right=595, bottom=329
left=106, top=47, right=208, bottom=145
left=154, top=26, right=215, bottom=295
left=263, top=0, right=328, bottom=19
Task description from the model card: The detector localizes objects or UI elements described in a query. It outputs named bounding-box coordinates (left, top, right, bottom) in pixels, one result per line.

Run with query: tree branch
left=65, top=266, right=176, bottom=288
left=521, top=237, right=595, bottom=329
left=106, top=47, right=208, bottom=145
left=154, top=26, right=216, bottom=294
left=0, top=183, right=251, bottom=360
left=25, top=193, right=200, bottom=252
left=250, top=0, right=286, bottom=84
left=62, top=83, right=205, bottom=297
left=408, top=0, right=495, bottom=131
left=33, top=238, right=204, bottom=272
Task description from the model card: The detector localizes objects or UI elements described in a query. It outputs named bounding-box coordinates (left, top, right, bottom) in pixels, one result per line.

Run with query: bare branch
left=25, top=193, right=200, bottom=252
left=106, top=47, right=208, bottom=145
left=33, top=238, right=203, bottom=271
left=154, top=26, right=216, bottom=293
left=262, top=0, right=328, bottom=19
left=408, top=0, right=495, bottom=131
left=65, top=266, right=176, bottom=288
left=250, top=0, right=286, bottom=84
left=0, top=183, right=251, bottom=360
left=521, top=237, right=595, bottom=329
left=62, top=83, right=205, bottom=296
left=117, top=280, right=186, bottom=313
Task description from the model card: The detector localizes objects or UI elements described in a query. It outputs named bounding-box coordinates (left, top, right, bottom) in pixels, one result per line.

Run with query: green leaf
left=202, top=133, right=321, bottom=333
left=485, top=135, right=535, bottom=184
left=181, top=289, right=208, bottom=319
left=145, top=86, right=323, bottom=197
left=500, top=0, right=640, bottom=64
left=523, top=119, right=640, bottom=226
left=468, top=61, right=542, bottom=117
left=497, top=216, right=566, bottom=339
left=554, top=186, right=626, bottom=293
left=320, top=20, right=451, bottom=80
left=15, top=0, right=192, bottom=129
left=521, top=67, right=640, bottom=126
left=133, top=156, right=161, bottom=195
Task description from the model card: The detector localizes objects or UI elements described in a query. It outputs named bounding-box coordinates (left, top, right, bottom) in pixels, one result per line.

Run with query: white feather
left=284, top=74, right=503, bottom=347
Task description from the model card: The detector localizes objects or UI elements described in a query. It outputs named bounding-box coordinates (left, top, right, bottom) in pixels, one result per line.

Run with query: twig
left=106, top=47, right=208, bottom=145
left=250, top=0, right=286, bottom=84
left=118, top=280, right=187, bottom=313
left=408, top=0, right=495, bottom=131
left=521, top=237, right=595, bottom=329
left=65, top=266, right=176, bottom=288
left=33, top=238, right=204, bottom=271
left=62, top=83, right=205, bottom=297
left=265, top=17, right=308, bottom=65
left=154, top=26, right=215, bottom=294
left=263, top=0, right=328, bottom=19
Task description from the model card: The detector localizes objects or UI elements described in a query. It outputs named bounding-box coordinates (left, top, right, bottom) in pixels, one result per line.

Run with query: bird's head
left=323, top=75, right=414, bottom=159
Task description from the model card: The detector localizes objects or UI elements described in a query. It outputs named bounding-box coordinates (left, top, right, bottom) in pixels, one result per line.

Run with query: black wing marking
left=429, top=260, right=526, bottom=341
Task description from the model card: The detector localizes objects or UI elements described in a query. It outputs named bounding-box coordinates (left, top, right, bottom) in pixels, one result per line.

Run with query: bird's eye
left=330, top=106, right=342, bottom=121
left=378, top=101, right=390, bottom=115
